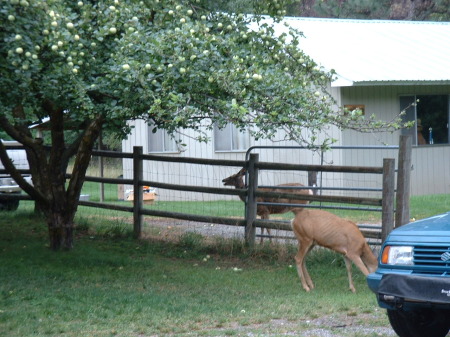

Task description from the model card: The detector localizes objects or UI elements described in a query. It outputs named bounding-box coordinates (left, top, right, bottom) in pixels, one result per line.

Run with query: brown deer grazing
left=222, top=168, right=313, bottom=243
left=291, top=208, right=378, bottom=293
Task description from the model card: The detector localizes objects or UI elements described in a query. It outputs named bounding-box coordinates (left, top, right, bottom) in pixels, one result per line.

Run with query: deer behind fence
left=222, top=168, right=314, bottom=243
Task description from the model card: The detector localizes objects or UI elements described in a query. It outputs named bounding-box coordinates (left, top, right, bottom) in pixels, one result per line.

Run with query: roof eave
left=332, top=79, right=450, bottom=87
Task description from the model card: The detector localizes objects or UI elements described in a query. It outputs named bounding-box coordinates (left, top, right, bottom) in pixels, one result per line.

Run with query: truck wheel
left=0, top=199, right=19, bottom=211
left=387, top=309, right=450, bottom=337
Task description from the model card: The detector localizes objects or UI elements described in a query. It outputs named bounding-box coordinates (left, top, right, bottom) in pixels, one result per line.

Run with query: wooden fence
left=79, top=136, right=411, bottom=246
left=2, top=136, right=412, bottom=246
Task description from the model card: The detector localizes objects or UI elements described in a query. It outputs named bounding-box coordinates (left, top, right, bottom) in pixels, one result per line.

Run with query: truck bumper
left=368, top=272, right=450, bottom=310
left=367, top=271, right=383, bottom=294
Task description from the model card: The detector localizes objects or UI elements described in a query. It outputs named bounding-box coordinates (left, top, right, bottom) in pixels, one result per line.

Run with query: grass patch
left=409, top=193, right=450, bottom=220
left=3, top=194, right=448, bottom=335
left=0, top=211, right=387, bottom=337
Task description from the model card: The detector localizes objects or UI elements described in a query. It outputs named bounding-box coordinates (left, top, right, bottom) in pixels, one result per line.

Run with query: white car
left=0, top=140, right=32, bottom=210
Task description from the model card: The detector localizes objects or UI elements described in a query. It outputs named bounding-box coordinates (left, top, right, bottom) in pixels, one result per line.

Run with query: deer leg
left=260, top=227, right=273, bottom=244
left=258, top=216, right=264, bottom=244
left=301, top=244, right=316, bottom=290
left=260, top=214, right=271, bottom=244
left=294, top=239, right=314, bottom=291
left=343, top=256, right=356, bottom=293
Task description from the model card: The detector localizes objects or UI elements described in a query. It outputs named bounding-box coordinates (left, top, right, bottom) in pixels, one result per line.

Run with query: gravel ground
left=263, top=314, right=396, bottom=336
left=168, top=314, right=397, bottom=337
left=145, top=218, right=381, bottom=247
left=145, top=217, right=293, bottom=240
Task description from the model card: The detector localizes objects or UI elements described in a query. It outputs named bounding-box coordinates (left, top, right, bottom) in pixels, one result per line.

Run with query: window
left=400, top=95, right=449, bottom=146
left=214, top=123, right=249, bottom=152
left=148, top=125, right=179, bottom=153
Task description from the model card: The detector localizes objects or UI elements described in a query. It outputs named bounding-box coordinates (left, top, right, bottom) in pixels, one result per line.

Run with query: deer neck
left=235, top=178, right=245, bottom=189
left=235, top=178, right=246, bottom=202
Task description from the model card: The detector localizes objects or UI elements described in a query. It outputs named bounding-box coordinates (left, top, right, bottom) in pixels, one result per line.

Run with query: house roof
left=280, top=17, right=450, bottom=87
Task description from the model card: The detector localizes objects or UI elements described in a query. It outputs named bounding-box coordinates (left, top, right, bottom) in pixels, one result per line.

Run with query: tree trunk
left=1, top=102, right=104, bottom=252
left=47, top=213, right=75, bottom=251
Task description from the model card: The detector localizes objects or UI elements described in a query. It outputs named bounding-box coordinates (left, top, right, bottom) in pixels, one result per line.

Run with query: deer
left=290, top=208, right=378, bottom=293
left=222, top=168, right=314, bottom=243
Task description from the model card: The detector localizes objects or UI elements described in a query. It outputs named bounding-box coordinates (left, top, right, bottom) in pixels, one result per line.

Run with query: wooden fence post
left=245, top=153, right=258, bottom=247
left=133, top=146, right=143, bottom=239
left=98, top=131, right=105, bottom=202
left=381, top=158, right=395, bottom=242
left=395, top=135, right=412, bottom=228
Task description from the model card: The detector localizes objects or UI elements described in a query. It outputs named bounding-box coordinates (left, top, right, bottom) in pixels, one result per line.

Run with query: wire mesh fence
left=71, top=142, right=411, bottom=246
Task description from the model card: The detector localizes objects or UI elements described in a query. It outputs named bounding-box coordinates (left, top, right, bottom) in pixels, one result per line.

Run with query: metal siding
left=411, top=146, right=450, bottom=195
left=340, top=84, right=450, bottom=196
left=121, top=118, right=347, bottom=201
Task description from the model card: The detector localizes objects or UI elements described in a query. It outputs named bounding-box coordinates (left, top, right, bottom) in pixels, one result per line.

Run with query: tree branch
left=0, top=141, right=48, bottom=206
left=66, top=114, right=105, bottom=213
left=0, top=107, right=38, bottom=150
left=43, top=100, right=66, bottom=182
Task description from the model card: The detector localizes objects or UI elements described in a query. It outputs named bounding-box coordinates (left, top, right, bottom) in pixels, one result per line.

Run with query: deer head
left=308, top=171, right=318, bottom=195
left=222, top=168, right=246, bottom=189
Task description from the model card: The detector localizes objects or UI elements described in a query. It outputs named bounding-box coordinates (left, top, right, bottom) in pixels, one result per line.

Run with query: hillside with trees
left=290, top=0, right=450, bottom=21
left=222, top=0, right=450, bottom=21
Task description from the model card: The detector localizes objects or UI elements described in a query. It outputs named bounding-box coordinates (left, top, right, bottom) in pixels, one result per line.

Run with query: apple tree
left=0, top=0, right=404, bottom=250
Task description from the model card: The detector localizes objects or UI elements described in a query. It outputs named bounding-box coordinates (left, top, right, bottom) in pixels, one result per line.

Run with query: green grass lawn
left=0, top=211, right=388, bottom=337
left=1, top=194, right=448, bottom=336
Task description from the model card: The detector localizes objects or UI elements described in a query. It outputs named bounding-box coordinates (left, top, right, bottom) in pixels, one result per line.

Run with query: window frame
left=400, top=94, right=450, bottom=146
left=147, top=124, right=181, bottom=154
left=213, top=123, right=250, bottom=152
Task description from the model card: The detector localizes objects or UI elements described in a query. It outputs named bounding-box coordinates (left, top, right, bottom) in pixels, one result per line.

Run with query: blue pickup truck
left=367, top=212, right=450, bottom=337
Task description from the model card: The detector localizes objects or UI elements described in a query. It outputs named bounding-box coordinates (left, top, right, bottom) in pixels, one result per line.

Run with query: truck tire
left=0, top=199, right=19, bottom=211
left=387, top=309, right=450, bottom=337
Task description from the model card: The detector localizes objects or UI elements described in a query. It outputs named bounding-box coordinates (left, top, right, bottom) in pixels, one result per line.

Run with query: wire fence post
left=245, top=153, right=258, bottom=247
left=381, top=158, right=395, bottom=242
left=395, top=135, right=412, bottom=228
left=133, top=146, right=143, bottom=239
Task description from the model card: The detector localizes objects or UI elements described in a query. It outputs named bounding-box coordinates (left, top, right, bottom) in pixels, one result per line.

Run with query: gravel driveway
left=172, top=313, right=397, bottom=336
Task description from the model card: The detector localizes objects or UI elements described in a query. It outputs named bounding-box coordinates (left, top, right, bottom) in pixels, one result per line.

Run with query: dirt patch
left=142, top=217, right=381, bottom=250
left=142, top=217, right=294, bottom=243
left=298, top=312, right=396, bottom=336
left=162, top=312, right=396, bottom=336
left=219, top=313, right=394, bottom=336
